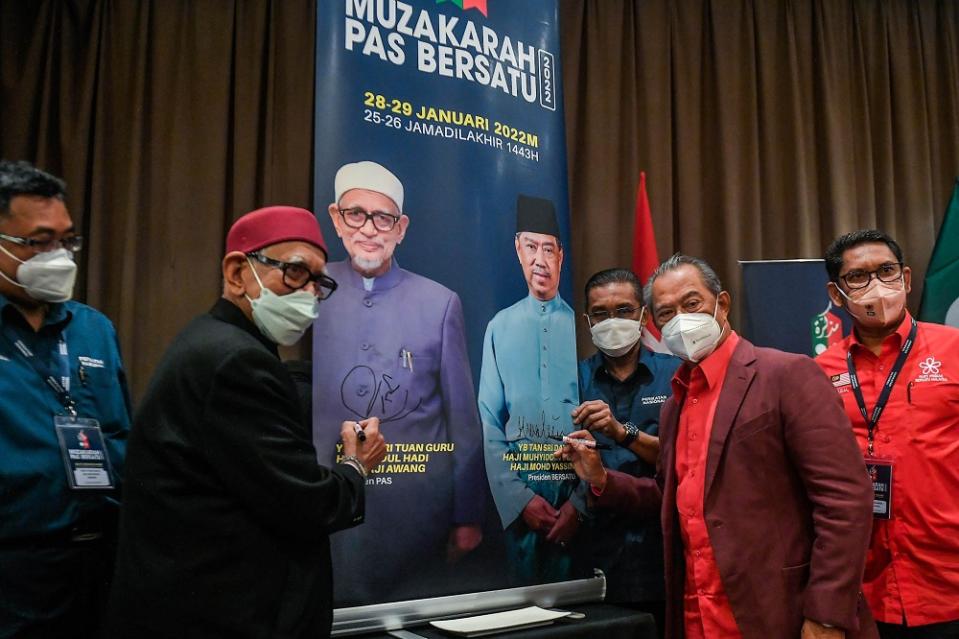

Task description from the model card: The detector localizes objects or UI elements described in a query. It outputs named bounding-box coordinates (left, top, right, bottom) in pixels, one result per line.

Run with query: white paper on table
left=429, top=606, right=572, bottom=637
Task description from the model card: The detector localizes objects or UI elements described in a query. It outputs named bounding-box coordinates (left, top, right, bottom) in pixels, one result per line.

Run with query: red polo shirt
left=817, top=312, right=959, bottom=625
left=672, top=331, right=742, bottom=639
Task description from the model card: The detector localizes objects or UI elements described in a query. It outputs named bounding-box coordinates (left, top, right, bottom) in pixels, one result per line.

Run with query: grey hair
left=642, top=253, right=723, bottom=309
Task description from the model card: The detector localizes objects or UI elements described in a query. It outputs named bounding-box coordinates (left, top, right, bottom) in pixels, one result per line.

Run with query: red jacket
left=655, top=337, right=876, bottom=638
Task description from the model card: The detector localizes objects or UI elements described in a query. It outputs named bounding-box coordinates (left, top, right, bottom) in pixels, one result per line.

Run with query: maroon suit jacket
left=651, top=337, right=876, bottom=638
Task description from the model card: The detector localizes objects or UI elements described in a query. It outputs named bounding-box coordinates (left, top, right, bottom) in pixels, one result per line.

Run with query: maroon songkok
left=226, top=206, right=327, bottom=258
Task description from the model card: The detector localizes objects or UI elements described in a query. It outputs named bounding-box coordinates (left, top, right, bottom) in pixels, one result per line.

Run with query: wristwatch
left=619, top=421, right=640, bottom=448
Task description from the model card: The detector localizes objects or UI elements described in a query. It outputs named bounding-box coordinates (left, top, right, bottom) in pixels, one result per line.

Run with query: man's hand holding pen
left=553, top=429, right=608, bottom=493
left=571, top=399, right=660, bottom=465
left=340, top=417, right=387, bottom=475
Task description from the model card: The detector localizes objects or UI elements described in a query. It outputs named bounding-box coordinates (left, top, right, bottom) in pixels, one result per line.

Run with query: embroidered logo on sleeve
left=641, top=394, right=668, bottom=405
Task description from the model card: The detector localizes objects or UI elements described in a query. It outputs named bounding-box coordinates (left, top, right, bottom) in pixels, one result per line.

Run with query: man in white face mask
left=0, top=160, right=131, bottom=638
left=107, top=206, right=387, bottom=639
left=563, top=254, right=876, bottom=639
left=817, top=230, right=959, bottom=638
left=562, top=267, right=681, bottom=633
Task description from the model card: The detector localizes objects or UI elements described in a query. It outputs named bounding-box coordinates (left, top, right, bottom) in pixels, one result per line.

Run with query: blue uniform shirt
left=577, top=346, right=681, bottom=602
left=0, top=295, right=131, bottom=540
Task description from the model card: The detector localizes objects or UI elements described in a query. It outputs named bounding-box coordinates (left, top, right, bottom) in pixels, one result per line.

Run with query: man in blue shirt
left=0, top=160, right=131, bottom=638
left=571, top=267, right=680, bottom=637
left=479, top=195, right=580, bottom=584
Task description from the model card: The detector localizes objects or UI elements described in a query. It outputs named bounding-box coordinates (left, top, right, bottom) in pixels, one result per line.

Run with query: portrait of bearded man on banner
left=311, top=160, right=487, bottom=605
left=479, top=194, right=583, bottom=585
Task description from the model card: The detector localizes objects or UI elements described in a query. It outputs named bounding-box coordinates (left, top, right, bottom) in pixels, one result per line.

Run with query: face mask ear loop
left=0, top=243, right=24, bottom=265
left=0, top=268, right=23, bottom=289
left=0, top=244, right=26, bottom=289
left=712, top=294, right=731, bottom=341
left=834, top=282, right=852, bottom=303
left=244, top=256, right=267, bottom=302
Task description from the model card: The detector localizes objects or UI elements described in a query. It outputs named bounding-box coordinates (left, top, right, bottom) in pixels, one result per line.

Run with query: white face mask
left=0, top=245, right=77, bottom=303
left=836, top=278, right=906, bottom=329
left=590, top=314, right=644, bottom=358
left=245, top=258, right=319, bottom=346
left=661, top=302, right=723, bottom=363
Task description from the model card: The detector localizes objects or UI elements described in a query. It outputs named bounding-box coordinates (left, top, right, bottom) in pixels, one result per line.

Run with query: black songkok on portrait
left=516, top=194, right=560, bottom=240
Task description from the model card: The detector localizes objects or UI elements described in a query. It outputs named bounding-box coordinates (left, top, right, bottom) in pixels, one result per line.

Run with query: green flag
left=919, top=179, right=959, bottom=327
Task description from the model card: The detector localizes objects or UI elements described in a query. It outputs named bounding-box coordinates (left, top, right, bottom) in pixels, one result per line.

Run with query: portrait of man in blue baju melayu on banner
left=479, top=194, right=581, bottom=585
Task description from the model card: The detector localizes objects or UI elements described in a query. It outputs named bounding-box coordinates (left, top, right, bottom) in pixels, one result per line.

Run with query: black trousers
left=0, top=531, right=116, bottom=639
left=878, top=619, right=959, bottom=639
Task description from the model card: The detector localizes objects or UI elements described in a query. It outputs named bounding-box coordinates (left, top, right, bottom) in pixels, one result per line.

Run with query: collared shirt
left=479, top=293, right=579, bottom=528
left=672, top=331, right=742, bottom=639
left=0, top=294, right=131, bottom=540
left=577, top=346, right=681, bottom=602
left=816, top=312, right=959, bottom=625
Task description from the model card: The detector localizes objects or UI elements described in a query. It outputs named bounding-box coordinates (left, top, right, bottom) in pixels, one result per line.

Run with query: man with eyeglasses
left=568, top=267, right=681, bottom=635
left=311, top=161, right=485, bottom=605
left=107, top=206, right=386, bottom=638
left=817, top=229, right=959, bottom=638
left=0, top=160, right=130, bottom=638
left=479, top=194, right=581, bottom=585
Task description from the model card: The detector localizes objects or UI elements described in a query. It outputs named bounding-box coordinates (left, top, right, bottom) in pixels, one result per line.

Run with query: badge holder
left=865, top=458, right=893, bottom=520
left=847, top=318, right=915, bottom=521
left=54, top=415, right=115, bottom=490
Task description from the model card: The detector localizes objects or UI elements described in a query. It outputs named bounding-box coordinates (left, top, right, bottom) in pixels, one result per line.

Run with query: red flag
left=631, top=172, right=669, bottom=352
left=632, top=172, right=659, bottom=285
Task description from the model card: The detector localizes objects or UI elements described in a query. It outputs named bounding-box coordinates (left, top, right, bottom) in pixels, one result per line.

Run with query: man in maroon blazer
left=559, top=253, right=877, bottom=639
left=647, top=255, right=876, bottom=639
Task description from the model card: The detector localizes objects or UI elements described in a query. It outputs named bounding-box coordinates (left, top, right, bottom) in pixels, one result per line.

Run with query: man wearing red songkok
left=106, top=206, right=387, bottom=638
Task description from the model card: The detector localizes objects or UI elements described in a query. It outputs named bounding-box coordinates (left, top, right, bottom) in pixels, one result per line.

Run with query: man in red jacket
left=561, top=253, right=877, bottom=639
left=817, top=229, right=959, bottom=638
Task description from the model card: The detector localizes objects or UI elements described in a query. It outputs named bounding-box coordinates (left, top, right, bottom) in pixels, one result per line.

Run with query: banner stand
left=331, top=570, right=606, bottom=636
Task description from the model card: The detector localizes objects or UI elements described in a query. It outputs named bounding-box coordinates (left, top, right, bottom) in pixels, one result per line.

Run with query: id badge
left=866, top=458, right=894, bottom=520
left=54, top=416, right=116, bottom=490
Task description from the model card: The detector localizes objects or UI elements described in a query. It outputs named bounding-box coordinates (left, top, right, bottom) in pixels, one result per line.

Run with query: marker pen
left=353, top=421, right=367, bottom=442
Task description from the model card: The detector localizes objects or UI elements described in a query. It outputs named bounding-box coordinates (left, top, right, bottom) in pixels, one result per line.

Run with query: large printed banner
left=312, top=0, right=582, bottom=607
left=740, top=260, right=852, bottom=356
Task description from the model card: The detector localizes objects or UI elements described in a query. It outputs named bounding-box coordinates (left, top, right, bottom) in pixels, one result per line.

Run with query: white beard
left=353, top=255, right=384, bottom=274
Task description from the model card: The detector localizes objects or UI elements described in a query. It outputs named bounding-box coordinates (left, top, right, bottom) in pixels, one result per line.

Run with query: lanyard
left=846, top=317, right=917, bottom=456
left=0, top=324, right=77, bottom=418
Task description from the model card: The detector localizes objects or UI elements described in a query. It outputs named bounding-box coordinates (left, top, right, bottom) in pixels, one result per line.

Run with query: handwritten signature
left=340, top=365, right=423, bottom=424
left=515, top=410, right=568, bottom=441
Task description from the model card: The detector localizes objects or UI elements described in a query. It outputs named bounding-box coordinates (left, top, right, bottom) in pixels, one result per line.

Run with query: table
left=360, top=604, right=656, bottom=639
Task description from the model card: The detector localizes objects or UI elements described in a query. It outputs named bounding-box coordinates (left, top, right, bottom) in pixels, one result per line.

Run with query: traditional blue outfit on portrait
left=478, top=293, right=579, bottom=583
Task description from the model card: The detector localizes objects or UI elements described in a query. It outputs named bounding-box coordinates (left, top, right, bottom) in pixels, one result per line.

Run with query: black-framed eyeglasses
left=247, top=252, right=338, bottom=300
left=586, top=306, right=641, bottom=325
left=838, top=262, right=904, bottom=290
left=0, top=232, right=83, bottom=253
left=338, top=207, right=401, bottom=232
